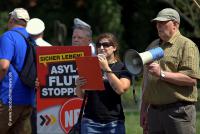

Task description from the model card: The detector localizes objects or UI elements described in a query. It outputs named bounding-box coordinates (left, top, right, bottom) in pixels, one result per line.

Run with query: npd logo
left=59, top=98, right=82, bottom=133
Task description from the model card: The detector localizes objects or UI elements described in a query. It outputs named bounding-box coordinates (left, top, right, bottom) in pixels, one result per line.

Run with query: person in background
left=140, top=8, right=200, bottom=134
left=26, top=17, right=51, bottom=134
left=26, top=18, right=51, bottom=46
left=0, top=8, right=35, bottom=134
left=72, top=18, right=95, bottom=55
left=75, top=33, right=132, bottom=134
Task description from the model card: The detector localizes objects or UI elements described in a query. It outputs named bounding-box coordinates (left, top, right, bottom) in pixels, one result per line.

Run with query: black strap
left=77, top=93, right=87, bottom=123
left=10, top=30, right=35, bottom=73
left=11, top=30, right=31, bottom=46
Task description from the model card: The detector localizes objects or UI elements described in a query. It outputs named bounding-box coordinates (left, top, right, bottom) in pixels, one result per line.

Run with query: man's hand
left=146, top=62, right=161, bottom=78
left=140, top=100, right=149, bottom=134
left=140, top=110, right=148, bottom=134
left=0, top=59, right=10, bottom=81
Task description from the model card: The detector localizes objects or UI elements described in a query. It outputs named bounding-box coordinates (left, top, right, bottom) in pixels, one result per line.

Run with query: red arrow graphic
left=45, top=115, right=51, bottom=126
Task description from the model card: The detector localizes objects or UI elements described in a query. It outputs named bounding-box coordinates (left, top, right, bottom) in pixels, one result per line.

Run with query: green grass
left=125, top=110, right=142, bottom=134
left=125, top=110, right=200, bottom=134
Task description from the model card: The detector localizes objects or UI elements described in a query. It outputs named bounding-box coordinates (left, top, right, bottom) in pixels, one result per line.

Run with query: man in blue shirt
left=0, top=8, right=35, bottom=134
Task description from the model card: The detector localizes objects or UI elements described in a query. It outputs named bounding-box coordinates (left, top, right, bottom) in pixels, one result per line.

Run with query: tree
left=0, top=0, right=199, bottom=50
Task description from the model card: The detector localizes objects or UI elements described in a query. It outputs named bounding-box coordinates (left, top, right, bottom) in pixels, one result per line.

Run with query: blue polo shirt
left=0, top=27, right=35, bottom=106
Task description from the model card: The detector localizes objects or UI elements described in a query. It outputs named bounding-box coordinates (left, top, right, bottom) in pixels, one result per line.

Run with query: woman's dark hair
left=96, top=33, right=120, bottom=61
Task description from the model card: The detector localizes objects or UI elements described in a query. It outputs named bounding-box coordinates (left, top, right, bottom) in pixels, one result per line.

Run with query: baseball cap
left=151, top=8, right=180, bottom=23
left=26, top=18, right=45, bottom=35
left=9, top=8, right=30, bottom=22
left=74, top=18, right=91, bottom=29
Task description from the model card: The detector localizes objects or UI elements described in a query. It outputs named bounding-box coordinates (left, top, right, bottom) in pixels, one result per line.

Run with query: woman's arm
left=98, top=54, right=131, bottom=95
left=106, top=73, right=131, bottom=95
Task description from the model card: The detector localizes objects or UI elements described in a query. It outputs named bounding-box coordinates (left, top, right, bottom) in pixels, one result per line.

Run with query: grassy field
left=125, top=110, right=200, bottom=134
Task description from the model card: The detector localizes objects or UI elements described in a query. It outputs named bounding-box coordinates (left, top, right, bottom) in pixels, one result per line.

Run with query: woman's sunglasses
left=96, top=42, right=113, bottom=48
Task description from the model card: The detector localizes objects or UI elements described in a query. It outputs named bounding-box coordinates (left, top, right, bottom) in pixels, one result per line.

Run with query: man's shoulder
left=35, top=38, right=51, bottom=46
left=1, top=27, right=27, bottom=39
left=1, top=30, right=13, bottom=37
left=178, top=34, right=197, bottom=48
left=0, top=30, right=14, bottom=43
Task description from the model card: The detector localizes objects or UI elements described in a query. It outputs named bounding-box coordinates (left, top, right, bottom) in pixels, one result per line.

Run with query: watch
left=160, top=70, right=166, bottom=79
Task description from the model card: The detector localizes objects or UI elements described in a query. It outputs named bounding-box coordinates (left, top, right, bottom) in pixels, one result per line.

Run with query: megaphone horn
left=124, top=47, right=164, bottom=76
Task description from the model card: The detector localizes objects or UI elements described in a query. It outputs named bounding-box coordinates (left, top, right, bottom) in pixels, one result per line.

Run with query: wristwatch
left=160, top=70, right=165, bottom=79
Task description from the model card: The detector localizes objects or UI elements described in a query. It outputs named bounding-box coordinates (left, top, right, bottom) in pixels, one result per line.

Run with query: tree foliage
left=0, top=0, right=199, bottom=52
left=0, top=12, right=8, bottom=35
left=87, top=0, right=123, bottom=37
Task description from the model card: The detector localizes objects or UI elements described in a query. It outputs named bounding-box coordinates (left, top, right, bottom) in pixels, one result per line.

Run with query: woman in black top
left=76, top=33, right=132, bottom=134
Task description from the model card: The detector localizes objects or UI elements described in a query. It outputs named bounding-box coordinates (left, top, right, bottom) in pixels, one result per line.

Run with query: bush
left=0, top=11, right=8, bottom=35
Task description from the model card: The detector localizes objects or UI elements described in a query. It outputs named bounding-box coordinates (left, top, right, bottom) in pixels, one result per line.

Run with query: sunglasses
left=96, top=42, right=113, bottom=48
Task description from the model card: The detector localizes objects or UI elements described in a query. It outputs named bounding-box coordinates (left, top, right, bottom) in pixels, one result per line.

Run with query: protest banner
left=36, top=46, right=91, bottom=134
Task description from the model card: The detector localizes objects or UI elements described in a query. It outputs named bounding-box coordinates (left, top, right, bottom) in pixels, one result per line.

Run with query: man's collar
left=168, top=30, right=181, bottom=45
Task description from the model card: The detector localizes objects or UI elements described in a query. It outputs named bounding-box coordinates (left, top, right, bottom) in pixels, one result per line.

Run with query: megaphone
left=124, top=47, right=164, bottom=75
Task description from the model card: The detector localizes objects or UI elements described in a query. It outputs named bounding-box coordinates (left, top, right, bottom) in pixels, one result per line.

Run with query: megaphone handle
left=131, top=76, right=138, bottom=104
left=132, top=88, right=138, bottom=104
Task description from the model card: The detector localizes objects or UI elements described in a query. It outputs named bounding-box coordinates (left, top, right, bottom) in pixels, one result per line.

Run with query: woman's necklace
left=109, top=61, right=116, bottom=69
